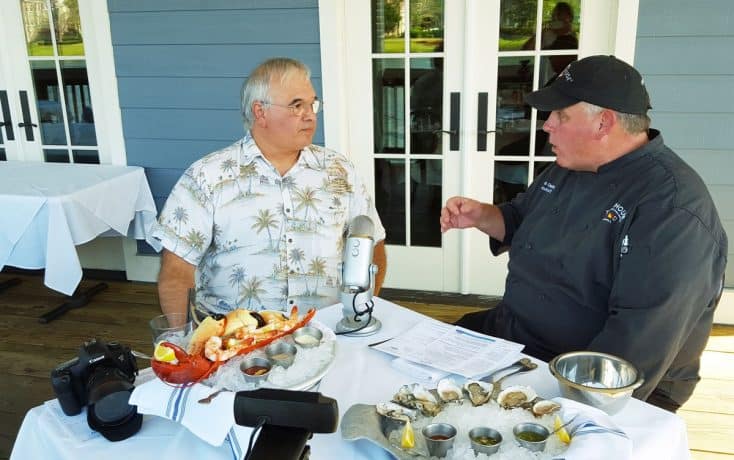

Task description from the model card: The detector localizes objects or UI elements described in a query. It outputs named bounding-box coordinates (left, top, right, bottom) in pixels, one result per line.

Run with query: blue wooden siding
left=636, top=0, right=734, bottom=286
left=107, top=0, right=322, bottom=254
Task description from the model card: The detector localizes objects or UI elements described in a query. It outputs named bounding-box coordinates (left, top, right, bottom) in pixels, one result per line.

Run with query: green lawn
left=27, top=42, right=85, bottom=57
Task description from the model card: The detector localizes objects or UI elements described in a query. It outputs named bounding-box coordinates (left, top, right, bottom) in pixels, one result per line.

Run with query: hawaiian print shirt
left=151, top=134, right=386, bottom=314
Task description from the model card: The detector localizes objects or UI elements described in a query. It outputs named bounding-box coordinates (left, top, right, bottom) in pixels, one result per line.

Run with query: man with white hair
left=153, top=57, right=386, bottom=317
left=441, top=55, right=727, bottom=412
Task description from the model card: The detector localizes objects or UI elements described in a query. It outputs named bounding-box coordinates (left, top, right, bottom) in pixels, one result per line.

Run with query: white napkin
left=129, top=377, right=252, bottom=454
left=552, top=397, right=632, bottom=460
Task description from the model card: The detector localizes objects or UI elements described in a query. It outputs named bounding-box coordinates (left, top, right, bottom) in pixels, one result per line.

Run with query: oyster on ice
left=496, top=385, right=537, bottom=409
left=463, top=380, right=493, bottom=406
left=376, top=402, right=418, bottom=423
left=532, top=399, right=561, bottom=416
left=437, top=378, right=463, bottom=403
left=392, top=383, right=442, bottom=417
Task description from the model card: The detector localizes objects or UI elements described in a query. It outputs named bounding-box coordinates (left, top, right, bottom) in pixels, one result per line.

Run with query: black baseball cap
left=525, top=55, right=652, bottom=114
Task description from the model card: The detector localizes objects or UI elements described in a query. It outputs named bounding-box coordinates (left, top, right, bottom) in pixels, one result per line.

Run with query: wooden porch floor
left=0, top=273, right=731, bottom=459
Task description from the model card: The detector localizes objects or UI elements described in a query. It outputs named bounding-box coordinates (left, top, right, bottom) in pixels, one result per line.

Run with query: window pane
left=499, top=0, right=537, bottom=51
left=32, top=60, right=67, bottom=145
left=51, top=0, right=85, bottom=56
left=495, top=57, right=533, bottom=156
left=373, top=59, right=405, bottom=154
left=375, top=158, right=406, bottom=245
left=372, top=0, right=405, bottom=53
left=410, top=159, right=441, bottom=247
left=540, top=0, right=580, bottom=50
left=61, top=60, right=96, bottom=146
left=410, top=57, right=442, bottom=154
left=21, top=0, right=54, bottom=56
left=0, top=148, right=6, bottom=161
left=44, top=148, right=69, bottom=162
left=72, top=149, right=98, bottom=163
left=409, top=0, right=443, bottom=53
left=534, top=160, right=553, bottom=178
left=494, top=161, right=528, bottom=204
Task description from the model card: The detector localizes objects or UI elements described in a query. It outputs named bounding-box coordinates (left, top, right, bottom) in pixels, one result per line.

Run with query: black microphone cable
left=335, top=293, right=375, bottom=336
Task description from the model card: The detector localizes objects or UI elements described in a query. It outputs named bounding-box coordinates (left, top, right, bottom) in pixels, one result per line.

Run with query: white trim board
left=715, top=289, right=734, bottom=325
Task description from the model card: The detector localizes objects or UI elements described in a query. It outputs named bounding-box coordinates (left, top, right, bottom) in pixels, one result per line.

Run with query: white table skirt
left=0, top=161, right=160, bottom=295
left=11, top=299, right=691, bottom=460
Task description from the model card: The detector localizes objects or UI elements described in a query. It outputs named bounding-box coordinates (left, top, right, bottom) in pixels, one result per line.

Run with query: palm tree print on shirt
left=171, top=206, right=189, bottom=252
left=240, top=162, right=258, bottom=195
left=294, top=186, right=320, bottom=221
left=228, top=265, right=246, bottom=307
left=252, top=209, right=279, bottom=252
left=241, top=276, right=266, bottom=310
left=308, top=256, right=327, bottom=296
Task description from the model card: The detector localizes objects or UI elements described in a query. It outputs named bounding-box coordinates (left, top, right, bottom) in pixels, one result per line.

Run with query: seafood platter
left=151, top=306, right=336, bottom=391
left=342, top=377, right=572, bottom=459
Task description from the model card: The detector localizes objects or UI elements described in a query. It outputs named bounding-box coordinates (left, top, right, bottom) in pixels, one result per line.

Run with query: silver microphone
left=336, top=215, right=381, bottom=336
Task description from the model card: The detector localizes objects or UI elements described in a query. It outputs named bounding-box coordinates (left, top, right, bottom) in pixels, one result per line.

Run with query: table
left=10, top=299, right=691, bottom=459
left=0, top=161, right=159, bottom=296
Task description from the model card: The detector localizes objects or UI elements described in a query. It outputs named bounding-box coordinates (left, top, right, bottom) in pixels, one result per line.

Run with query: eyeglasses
left=261, top=98, right=321, bottom=117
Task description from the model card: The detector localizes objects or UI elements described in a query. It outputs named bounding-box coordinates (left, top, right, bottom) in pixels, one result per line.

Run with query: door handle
left=477, top=92, right=495, bottom=151
left=435, top=92, right=460, bottom=150
left=448, top=92, right=460, bottom=150
left=18, top=91, right=37, bottom=141
left=0, top=91, right=14, bottom=141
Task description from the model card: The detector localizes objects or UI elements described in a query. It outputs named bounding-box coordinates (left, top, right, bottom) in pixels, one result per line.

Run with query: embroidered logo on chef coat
left=602, top=202, right=627, bottom=223
left=540, top=181, right=556, bottom=194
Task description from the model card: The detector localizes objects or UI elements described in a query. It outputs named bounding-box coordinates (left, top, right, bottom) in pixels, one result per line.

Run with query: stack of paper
left=371, top=318, right=524, bottom=380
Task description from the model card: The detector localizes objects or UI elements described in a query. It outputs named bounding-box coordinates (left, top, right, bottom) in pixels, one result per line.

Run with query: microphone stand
left=335, top=263, right=381, bottom=336
left=233, top=389, right=339, bottom=460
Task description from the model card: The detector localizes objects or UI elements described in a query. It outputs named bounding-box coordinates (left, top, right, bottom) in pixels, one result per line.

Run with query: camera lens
left=93, top=390, right=135, bottom=423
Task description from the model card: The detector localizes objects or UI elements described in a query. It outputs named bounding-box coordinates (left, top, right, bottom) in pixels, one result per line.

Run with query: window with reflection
left=21, top=0, right=98, bottom=163
left=372, top=0, right=445, bottom=248
left=495, top=0, right=580, bottom=203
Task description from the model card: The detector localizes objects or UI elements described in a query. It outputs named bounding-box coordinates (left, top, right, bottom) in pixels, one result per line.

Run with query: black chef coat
left=487, top=130, right=727, bottom=405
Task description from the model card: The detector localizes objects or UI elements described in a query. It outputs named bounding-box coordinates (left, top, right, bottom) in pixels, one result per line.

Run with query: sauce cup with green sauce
left=469, top=426, right=503, bottom=456
left=513, top=422, right=550, bottom=452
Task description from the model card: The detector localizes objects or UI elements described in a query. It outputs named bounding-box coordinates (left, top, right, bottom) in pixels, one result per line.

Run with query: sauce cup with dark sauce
left=421, top=422, right=457, bottom=458
left=240, top=357, right=272, bottom=384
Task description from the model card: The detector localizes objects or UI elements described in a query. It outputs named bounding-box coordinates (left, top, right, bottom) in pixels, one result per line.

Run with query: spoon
left=198, top=389, right=226, bottom=404
left=487, top=359, right=539, bottom=400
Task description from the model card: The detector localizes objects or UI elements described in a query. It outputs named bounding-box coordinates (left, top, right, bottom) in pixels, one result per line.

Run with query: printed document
left=371, top=318, right=524, bottom=378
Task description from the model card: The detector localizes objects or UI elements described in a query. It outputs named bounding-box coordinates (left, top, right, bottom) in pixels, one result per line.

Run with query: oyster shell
left=532, top=399, right=561, bottom=416
left=463, top=380, right=493, bottom=406
left=376, top=402, right=417, bottom=423
left=437, top=378, right=463, bottom=403
left=392, top=383, right=442, bottom=417
left=496, top=385, right=537, bottom=409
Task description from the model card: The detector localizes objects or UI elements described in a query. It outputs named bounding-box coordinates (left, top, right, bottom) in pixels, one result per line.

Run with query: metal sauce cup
left=240, top=357, right=272, bottom=383
left=265, top=341, right=297, bottom=368
left=513, top=422, right=549, bottom=452
left=421, top=422, right=457, bottom=458
left=292, top=326, right=323, bottom=348
left=469, top=426, right=502, bottom=456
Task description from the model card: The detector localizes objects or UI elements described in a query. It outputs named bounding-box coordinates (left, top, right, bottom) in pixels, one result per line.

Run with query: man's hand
left=440, top=196, right=485, bottom=232
left=440, top=196, right=506, bottom=241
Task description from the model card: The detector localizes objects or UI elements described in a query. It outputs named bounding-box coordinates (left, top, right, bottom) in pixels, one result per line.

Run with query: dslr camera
left=51, top=338, right=142, bottom=441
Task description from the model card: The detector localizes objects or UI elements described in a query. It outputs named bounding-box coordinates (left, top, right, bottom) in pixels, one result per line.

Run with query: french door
left=331, top=0, right=639, bottom=295
left=0, top=0, right=124, bottom=164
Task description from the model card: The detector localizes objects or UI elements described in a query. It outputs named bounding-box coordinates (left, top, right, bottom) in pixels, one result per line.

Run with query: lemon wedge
left=153, top=342, right=177, bottom=363
left=554, top=415, right=571, bottom=444
left=401, top=419, right=415, bottom=449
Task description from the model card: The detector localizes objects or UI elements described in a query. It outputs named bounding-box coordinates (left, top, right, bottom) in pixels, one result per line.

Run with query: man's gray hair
left=241, top=57, right=311, bottom=130
left=582, top=102, right=650, bottom=134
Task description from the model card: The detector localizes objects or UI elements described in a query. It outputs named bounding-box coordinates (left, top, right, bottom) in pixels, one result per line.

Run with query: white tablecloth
left=0, top=161, right=160, bottom=295
left=10, top=299, right=691, bottom=459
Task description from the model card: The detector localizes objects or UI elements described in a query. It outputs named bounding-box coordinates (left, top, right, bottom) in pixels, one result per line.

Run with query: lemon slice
left=554, top=415, right=571, bottom=444
left=401, top=419, right=415, bottom=449
left=153, top=342, right=177, bottom=363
